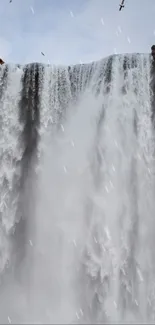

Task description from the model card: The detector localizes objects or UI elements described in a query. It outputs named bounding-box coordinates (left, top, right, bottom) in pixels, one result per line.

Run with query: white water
left=0, top=55, right=154, bottom=323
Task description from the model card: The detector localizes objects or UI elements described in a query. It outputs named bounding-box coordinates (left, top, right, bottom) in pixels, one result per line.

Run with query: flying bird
left=119, top=0, right=125, bottom=11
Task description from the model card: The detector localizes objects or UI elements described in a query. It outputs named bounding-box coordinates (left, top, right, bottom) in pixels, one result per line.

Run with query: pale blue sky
left=0, top=0, right=155, bottom=65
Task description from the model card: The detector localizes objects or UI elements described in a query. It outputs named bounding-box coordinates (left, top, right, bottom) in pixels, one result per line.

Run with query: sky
left=0, top=0, right=155, bottom=65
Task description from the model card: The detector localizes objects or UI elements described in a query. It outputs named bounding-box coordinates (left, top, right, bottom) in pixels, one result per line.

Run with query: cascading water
left=0, top=54, right=154, bottom=324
